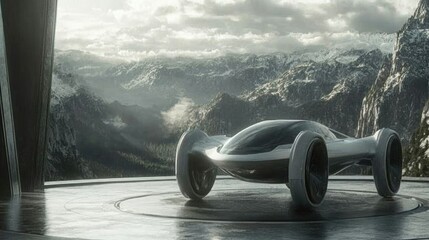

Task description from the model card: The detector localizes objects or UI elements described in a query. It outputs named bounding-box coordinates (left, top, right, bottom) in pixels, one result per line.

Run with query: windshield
left=219, top=120, right=307, bottom=155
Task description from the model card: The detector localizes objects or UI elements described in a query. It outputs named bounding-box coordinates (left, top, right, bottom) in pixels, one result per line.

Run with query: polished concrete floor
left=0, top=176, right=429, bottom=239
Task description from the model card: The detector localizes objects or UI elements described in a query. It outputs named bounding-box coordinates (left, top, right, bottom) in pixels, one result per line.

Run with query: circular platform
left=116, top=188, right=422, bottom=222
left=2, top=177, right=429, bottom=240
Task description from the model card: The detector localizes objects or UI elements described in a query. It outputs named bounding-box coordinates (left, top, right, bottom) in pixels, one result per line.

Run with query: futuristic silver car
left=175, top=120, right=403, bottom=208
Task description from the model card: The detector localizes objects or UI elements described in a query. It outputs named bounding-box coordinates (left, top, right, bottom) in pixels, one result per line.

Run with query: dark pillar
left=1, top=0, right=57, bottom=192
left=0, top=3, right=20, bottom=198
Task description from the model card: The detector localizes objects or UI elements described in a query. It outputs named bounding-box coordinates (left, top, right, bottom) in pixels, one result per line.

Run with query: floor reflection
left=168, top=189, right=417, bottom=222
left=174, top=194, right=411, bottom=239
left=363, top=197, right=406, bottom=237
left=0, top=194, right=46, bottom=235
left=175, top=199, right=328, bottom=240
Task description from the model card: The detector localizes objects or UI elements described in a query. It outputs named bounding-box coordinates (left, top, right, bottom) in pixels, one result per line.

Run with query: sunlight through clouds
left=55, top=0, right=420, bottom=60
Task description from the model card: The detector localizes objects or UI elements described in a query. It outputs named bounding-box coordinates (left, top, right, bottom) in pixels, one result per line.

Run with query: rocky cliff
left=357, top=0, right=429, bottom=141
left=404, top=100, right=429, bottom=176
left=46, top=67, right=175, bottom=180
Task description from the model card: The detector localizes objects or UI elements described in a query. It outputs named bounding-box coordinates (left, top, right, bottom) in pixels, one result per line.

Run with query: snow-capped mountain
left=50, top=47, right=390, bottom=179
left=49, top=0, right=429, bottom=179
left=55, top=49, right=122, bottom=77
left=61, top=48, right=395, bottom=109
left=357, top=0, right=429, bottom=142
left=83, top=53, right=291, bottom=108
left=185, top=49, right=387, bottom=137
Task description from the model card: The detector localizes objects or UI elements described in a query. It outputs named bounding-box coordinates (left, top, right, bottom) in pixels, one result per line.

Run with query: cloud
left=323, top=0, right=411, bottom=33
left=55, top=0, right=420, bottom=60
left=162, top=97, right=195, bottom=128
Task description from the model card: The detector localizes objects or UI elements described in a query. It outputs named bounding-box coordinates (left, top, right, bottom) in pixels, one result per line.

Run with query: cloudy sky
left=55, top=0, right=420, bottom=60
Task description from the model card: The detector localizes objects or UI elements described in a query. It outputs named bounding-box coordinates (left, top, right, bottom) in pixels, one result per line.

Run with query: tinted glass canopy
left=219, top=120, right=336, bottom=155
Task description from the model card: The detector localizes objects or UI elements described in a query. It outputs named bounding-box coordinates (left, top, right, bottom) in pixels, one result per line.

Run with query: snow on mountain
left=50, top=74, right=78, bottom=106
left=244, top=49, right=383, bottom=106
left=184, top=49, right=386, bottom=137
left=120, top=66, right=162, bottom=90
left=357, top=0, right=429, bottom=142
left=404, top=100, right=429, bottom=176
left=49, top=27, right=408, bottom=179
left=65, top=46, right=394, bottom=109
left=54, top=49, right=122, bottom=76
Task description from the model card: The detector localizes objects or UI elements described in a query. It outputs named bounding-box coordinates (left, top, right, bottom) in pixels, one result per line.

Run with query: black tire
left=175, top=129, right=217, bottom=200
left=288, top=131, right=329, bottom=208
left=373, top=128, right=402, bottom=197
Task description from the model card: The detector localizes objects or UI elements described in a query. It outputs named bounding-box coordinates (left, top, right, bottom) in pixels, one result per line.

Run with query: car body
left=175, top=120, right=403, bottom=208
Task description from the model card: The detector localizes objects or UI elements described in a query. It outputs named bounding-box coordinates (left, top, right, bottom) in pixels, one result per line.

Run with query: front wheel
left=373, top=129, right=402, bottom=197
left=288, top=131, right=329, bottom=208
left=175, top=129, right=217, bottom=200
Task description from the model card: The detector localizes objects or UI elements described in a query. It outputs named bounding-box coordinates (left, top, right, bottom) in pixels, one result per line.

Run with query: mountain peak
left=407, top=0, right=429, bottom=29
left=415, top=0, right=429, bottom=17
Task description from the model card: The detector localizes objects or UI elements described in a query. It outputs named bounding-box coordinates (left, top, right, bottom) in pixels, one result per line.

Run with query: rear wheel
left=288, top=131, right=329, bottom=208
left=373, top=129, right=402, bottom=197
left=175, top=129, right=217, bottom=200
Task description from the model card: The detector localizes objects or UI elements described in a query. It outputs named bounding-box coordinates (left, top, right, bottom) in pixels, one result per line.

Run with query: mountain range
left=47, top=0, right=429, bottom=180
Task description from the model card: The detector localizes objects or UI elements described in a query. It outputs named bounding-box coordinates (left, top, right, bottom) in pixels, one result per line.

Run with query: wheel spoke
left=203, top=166, right=216, bottom=174
left=191, top=171, right=201, bottom=191
left=189, top=159, right=216, bottom=195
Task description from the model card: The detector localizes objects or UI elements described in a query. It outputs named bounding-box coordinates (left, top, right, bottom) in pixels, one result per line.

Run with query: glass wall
left=48, top=0, right=426, bottom=180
